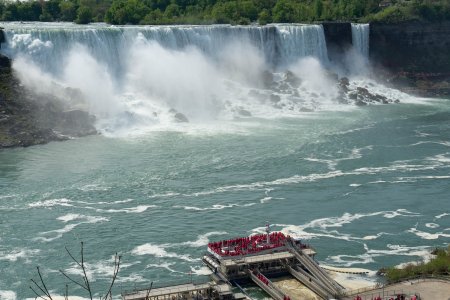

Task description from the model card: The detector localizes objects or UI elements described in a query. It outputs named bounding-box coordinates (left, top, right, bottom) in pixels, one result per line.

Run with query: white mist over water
left=1, top=23, right=416, bottom=136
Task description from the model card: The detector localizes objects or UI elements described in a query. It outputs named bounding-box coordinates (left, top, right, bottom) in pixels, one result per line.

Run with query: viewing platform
left=123, top=225, right=345, bottom=300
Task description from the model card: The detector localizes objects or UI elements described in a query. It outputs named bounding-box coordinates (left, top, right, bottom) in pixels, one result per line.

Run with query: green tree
left=105, top=0, right=151, bottom=25
left=165, top=3, right=181, bottom=19
left=76, top=5, right=92, bottom=24
left=258, top=8, right=271, bottom=25
left=59, top=1, right=77, bottom=21
left=272, top=0, right=298, bottom=23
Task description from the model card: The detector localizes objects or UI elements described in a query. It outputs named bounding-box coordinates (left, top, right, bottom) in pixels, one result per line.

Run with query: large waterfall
left=1, top=23, right=329, bottom=75
left=0, top=22, right=404, bottom=135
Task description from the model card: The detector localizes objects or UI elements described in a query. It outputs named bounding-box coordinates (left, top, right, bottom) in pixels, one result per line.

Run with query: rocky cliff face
left=370, top=21, right=450, bottom=96
left=0, top=32, right=97, bottom=149
left=322, top=22, right=353, bottom=65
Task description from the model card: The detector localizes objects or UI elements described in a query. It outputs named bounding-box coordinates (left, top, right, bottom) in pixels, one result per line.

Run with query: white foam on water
left=0, top=248, right=40, bottom=262
left=436, top=213, right=450, bottom=219
left=190, top=266, right=212, bottom=276
left=173, top=203, right=255, bottom=211
left=328, top=244, right=434, bottom=267
left=93, top=204, right=157, bottom=214
left=35, top=215, right=108, bottom=242
left=131, top=243, right=198, bottom=262
left=29, top=198, right=74, bottom=208
left=327, top=253, right=374, bottom=267
left=425, top=223, right=440, bottom=229
left=148, top=192, right=181, bottom=199
left=366, top=244, right=433, bottom=261
left=117, top=273, right=147, bottom=283
left=407, top=227, right=450, bottom=240
left=177, top=231, right=228, bottom=248
left=146, top=262, right=184, bottom=274
left=57, top=213, right=82, bottom=222
left=383, top=209, right=421, bottom=219
left=96, top=199, right=135, bottom=205
left=63, top=257, right=135, bottom=281
left=0, top=291, right=16, bottom=300
left=250, top=209, right=419, bottom=244
left=260, top=197, right=272, bottom=203
left=361, top=232, right=391, bottom=240
left=78, top=184, right=111, bottom=191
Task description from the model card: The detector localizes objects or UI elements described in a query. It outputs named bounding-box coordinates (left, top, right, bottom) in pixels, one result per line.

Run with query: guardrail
left=121, top=278, right=211, bottom=296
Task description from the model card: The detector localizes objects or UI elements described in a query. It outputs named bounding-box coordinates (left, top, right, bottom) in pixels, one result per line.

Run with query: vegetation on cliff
left=0, top=0, right=450, bottom=25
left=384, top=246, right=450, bottom=283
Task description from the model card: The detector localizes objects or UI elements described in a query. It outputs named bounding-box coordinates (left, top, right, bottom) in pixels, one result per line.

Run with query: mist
left=5, top=24, right=406, bottom=136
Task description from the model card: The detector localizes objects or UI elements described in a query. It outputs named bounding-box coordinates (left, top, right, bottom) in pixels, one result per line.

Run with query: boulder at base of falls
left=284, top=71, right=302, bottom=87
left=237, top=109, right=252, bottom=117
left=168, top=109, right=189, bottom=123
left=0, top=53, right=97, bottom=149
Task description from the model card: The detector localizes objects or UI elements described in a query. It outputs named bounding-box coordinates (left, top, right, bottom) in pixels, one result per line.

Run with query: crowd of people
left=208, top=232, right=288, bottom=257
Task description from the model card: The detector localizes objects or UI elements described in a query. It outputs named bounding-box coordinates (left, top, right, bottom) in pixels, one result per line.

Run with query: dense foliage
left=0, top=0, right=450, bottom=25
left=385, top=246, right=450, bottom=283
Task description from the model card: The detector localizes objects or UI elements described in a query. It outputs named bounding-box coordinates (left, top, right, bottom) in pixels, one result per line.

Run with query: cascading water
left=0, top=22, right=406, bottom=135
left=351, top=23, right=370, bottom=58
left=1, top=23, right=329, bottom=76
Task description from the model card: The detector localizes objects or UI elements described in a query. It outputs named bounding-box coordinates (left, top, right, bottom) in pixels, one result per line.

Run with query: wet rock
left=0, top=28, right=5, bottom=48
left=58, top=110, right=97, bottom=136
left=0, top=53, right=97, bottom=148
left=237, top=109, right=252, bottom=117
left=174, top=112, right=189, bottom=123
left=339, top=77, right=350, bottom=86
left=278, top=82, right=290, bottom=91
left=355, top=100, right=367, bottom=106
left=261, top=70, right=274, bottom=87
left=284, top=71, right=302, bottom=87
left=357, top=87, right=370, bottom=95
left=327, top=72, right=339, bottom=82
left=299, top=107, right=314, bottom=112
left=270, top=94, right=281, bottom=103
left=0, top=54, right=11, bottom=68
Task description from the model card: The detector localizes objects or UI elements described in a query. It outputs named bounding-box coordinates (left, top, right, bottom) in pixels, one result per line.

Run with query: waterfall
left=5, top=22, right=394, bottom=134
left=351, top=23, right=369, bottom=58
left=0, top=23, right=329, bottom=76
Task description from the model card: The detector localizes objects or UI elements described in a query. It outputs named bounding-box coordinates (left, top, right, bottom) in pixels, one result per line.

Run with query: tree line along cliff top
left=0, top=0, right=449, bottom=25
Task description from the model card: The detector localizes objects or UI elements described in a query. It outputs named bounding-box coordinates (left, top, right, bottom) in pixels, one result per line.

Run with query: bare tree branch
left=102, top=253, right=121, bottom=300
left=65, top=246, right=82, bottom=268
left=29, top=266, right=53, bottom=300
left=29, top=285, right=48, bottom=300
left=80, top=242, right=93, bottom=300
left=37, top=266, right=53, bottom=299
left=59, top=269, right=86, bottom=290
left=31, top=242, right=121, bottom=300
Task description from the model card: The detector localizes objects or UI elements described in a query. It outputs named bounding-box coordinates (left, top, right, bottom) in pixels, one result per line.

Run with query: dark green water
left=1, top=98, right=450, bottom=299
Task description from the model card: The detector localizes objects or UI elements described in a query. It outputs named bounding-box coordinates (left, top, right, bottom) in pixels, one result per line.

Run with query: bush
left=385, top=246, right=450, bottom=283
left=76, top=6, right=92, bottom=24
